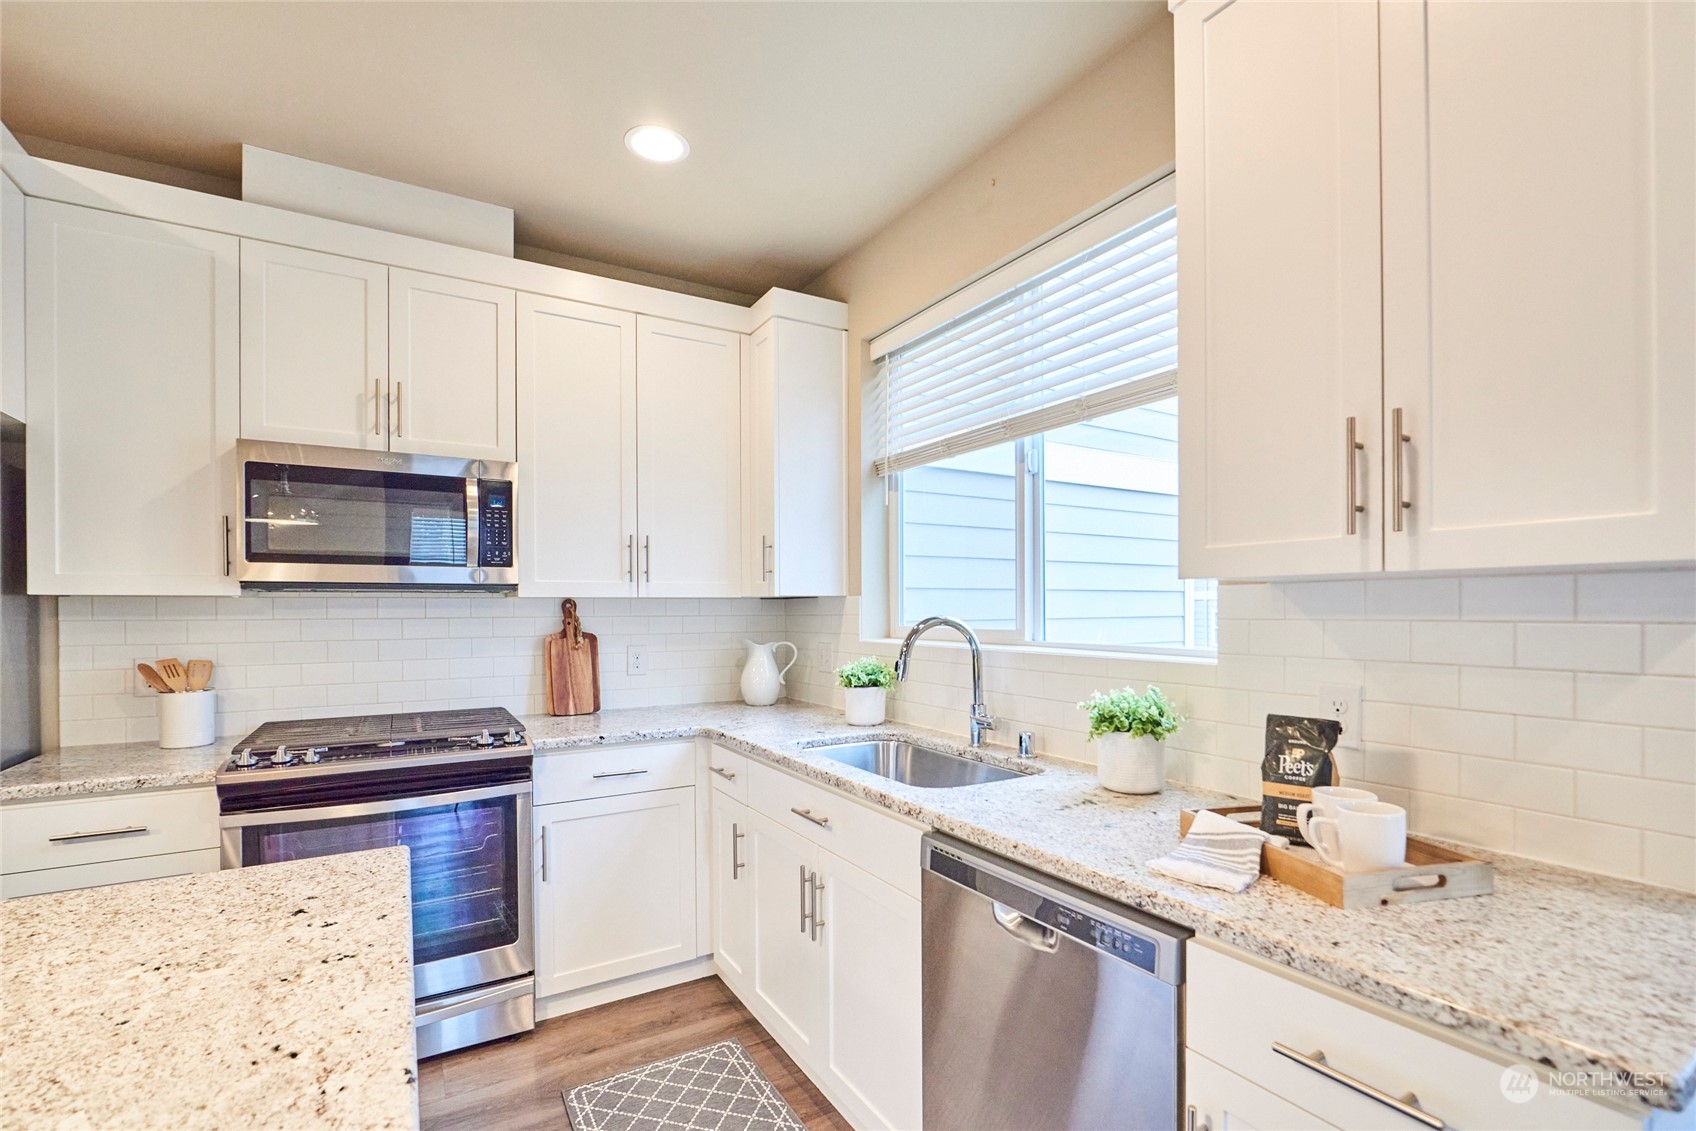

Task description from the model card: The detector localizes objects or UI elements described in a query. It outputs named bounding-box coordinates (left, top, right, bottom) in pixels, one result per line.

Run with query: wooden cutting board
left=544, top=598, right=600, bottom=716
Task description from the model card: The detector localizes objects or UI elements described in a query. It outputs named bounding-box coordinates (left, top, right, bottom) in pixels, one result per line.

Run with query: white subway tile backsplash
left=1643, top=728, right=1695, bottom=783
left=1460, top=666, right=1573, bottom=718
left=1642, top=833, right=1696, bottom=892
left=1365, top=577, right=1460, bottom=620
left=1644, top=624, right=1696, bottom=677
left=1363, top=746, right=1461, bottom=795
left=1513, top=812, right=1641, bottom=877
left=1364, top=661, right=1460, bottom=707
left=1576, top=570, right=1696, bottom=623
left=1575, top=771, right=1696, bottom=837
left=1515, top=623, right=1641, bottom=674
left=1515, top=716, right=1642, bottom=774
left=1576, top=673, right=1696, bottom=730
left=1248, top=619, right=1323, bottom=657
left=1408, top=621, right=1514, bottom=667
left=1281, top=580, right=1366, bottom=619
left=1408, top=706, right=1514, bottom=758
left=1461, top=755, right=1573, bottom=814
left=1408, top=791, right=1515, bottom=851
left=1460, top=574, right=1575, bottom=621
left=1322, top=620, right=1410, bottom=662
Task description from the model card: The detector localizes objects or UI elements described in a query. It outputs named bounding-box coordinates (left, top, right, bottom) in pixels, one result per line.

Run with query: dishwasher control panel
left=1052, top=906, right=1159, bottom=974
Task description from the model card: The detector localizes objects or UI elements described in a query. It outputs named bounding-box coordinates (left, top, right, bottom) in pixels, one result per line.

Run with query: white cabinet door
left=818, top=850, right=922, bottom=1131
left=389, top=269, right=516, bottom=462
left=748, top=809, right=825, bottom=1061
left=1187, top=1050, right=1339, bottom=1131
left=239, top=241, right=388, bottom=450
left=2, top=173, right=23, bottom=422
left=517, top=294, right=637, bottom=597
left=710, top=793, right=755, bottom=992
left=745, top=317, right=847, bottom=598
left=25, top=199, right=239, bottom=596
left=534, top=788, right=697, bottom=998
left=1380, top=0, right=1696, bottom=570
left=635, top=316, right=742, bottom=597
left=1175, top=0, right=1384, bottom=579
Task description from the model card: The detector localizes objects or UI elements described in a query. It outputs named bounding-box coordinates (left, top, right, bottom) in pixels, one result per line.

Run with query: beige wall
left=803, top=14, right=1175, bottom=601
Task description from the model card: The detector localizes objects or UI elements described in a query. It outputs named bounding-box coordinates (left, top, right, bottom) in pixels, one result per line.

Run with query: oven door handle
left=219, top=780, right=531, bottom=828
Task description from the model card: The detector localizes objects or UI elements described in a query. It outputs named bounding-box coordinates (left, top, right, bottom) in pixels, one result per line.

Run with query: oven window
left=242, top=796, right=519, bottom=965
left=245, top=462, right=468, bottom=566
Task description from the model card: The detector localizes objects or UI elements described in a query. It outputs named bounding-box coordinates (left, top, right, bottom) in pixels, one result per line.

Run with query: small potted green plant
left=835, top=657, right=896, bottom=726
left=1078, top=685, right=1184, bottom=794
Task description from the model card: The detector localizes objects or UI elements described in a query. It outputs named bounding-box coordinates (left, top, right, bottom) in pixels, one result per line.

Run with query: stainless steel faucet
left=895, top=616, right=996, bottom=746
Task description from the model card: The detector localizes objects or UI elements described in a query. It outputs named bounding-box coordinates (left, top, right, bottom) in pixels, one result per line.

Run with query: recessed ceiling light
left=624, top=125, right=690, bottom=164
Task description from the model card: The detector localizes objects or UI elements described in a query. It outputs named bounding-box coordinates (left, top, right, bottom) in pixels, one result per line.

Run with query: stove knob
left=477, top=729, right=495, bottom=748
left=301, top=747, right=325, bottom=764
left=272, top=744, right=292, bottom=766
left=234, top=746, right=257, bottom=768
left=505, top=728, right=522, bottom=746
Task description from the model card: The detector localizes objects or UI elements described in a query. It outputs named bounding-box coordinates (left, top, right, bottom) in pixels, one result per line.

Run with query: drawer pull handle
left=790, top=807, right=830, bottom=828
left=799, top=864, right=812, bottom=933
left=709, top=766, right=737, bottom=782
left=1271, top=1043, right=1443, bottom=1130
left=592, top=769, right=650, bottom=779
left=48, top=825, right=148, bottom=843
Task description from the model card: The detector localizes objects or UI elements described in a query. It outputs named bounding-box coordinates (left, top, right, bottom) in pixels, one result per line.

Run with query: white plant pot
left=158, top=690, right=217, bottom=749
left=1096, top=732, right=1165, bottom=794
left=842, top=687, right=887, bottom=727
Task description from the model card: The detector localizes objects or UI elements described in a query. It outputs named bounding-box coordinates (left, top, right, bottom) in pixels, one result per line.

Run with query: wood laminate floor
left=418, top=976, right=852, bottom=1131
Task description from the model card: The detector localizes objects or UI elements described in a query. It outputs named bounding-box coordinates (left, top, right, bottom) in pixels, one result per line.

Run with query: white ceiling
left=0, top=2, right=1166, bottom=295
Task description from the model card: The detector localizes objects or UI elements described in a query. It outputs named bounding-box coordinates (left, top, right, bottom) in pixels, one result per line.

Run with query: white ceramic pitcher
left=740, top=640, right=798, bottom=706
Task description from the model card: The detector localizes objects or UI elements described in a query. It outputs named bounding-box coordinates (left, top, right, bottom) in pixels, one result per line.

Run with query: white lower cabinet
left=534, top=787, right=698, bottom=997
left=709, top=794, right=755, bottom=992
left=0, top=787, right=220, bottom=898
left=747, top=809, right=827, bottom=1061
left=1187, top=941, right=1643, bottom=1131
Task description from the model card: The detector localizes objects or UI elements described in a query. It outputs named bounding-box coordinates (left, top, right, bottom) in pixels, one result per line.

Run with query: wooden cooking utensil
left=186, top=659, right=214, bottom=692
left=154, top=657, right=189, bottom=693
left=135, top=663, right=174, bottom=694
left=543, top=599, right=600, bottom=716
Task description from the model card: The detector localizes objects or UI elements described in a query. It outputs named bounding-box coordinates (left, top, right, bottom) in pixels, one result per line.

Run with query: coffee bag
left=1261, top=714, right=1341, bottom=846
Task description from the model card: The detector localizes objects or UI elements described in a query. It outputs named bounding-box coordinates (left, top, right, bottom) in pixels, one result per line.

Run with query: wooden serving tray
left=1178, top=805, right=1494, bottom=909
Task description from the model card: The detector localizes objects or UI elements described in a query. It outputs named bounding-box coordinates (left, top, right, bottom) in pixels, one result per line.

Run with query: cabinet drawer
left=1187, top=942, right=1639, bottom=1131
left=746, top=760, right=922, bottom=899
left=534, top=740, right=696, bottom=804
left=705, top=745, right=748, bottom=803
left=1, top=848, right=221, bottom=899
left=0, top=788, right=218, bottom=875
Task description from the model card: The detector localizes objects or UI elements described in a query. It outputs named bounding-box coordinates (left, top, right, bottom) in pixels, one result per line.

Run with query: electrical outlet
left=814, top=639, right=835, bottom=675
left=626, top=644, right=648, bottom=676
left=1318, top=683, right=1363, bottom=750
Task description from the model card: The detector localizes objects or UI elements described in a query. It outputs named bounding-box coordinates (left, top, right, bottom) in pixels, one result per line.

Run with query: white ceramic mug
left=1309, top=801, right=1408, bottom=872
left=1295, top=786, right=1378, bottom=846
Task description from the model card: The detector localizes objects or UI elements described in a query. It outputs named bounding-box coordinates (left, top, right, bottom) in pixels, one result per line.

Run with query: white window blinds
left=874, top=198, right=1177, bottom=477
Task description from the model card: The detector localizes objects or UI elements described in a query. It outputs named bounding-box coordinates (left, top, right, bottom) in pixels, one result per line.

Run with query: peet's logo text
left=1275, top=752, right=1313, bottom=778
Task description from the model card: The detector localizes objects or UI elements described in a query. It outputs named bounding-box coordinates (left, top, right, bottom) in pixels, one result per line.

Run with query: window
left=879, top=176, right=1217, bottom=654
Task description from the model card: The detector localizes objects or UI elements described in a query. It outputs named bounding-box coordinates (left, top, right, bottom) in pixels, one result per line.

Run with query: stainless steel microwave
left=236, top=441, right=516, bottom=590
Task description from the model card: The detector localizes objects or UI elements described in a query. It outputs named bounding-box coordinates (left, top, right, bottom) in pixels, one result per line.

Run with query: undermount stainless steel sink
left=807, top=740, right=1029, bottom=789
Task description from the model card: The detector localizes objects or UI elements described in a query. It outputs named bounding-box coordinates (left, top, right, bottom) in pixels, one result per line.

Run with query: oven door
left=221, top=782, right=533, bottom=1000
left=236, top=440, right=516, bottom=588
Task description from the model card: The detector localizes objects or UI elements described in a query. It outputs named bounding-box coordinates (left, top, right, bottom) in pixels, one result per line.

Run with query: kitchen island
left=0, top=847, right=417, bottom=1129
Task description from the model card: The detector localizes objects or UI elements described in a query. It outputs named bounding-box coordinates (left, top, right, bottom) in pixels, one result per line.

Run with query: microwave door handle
left=467, top=478, right=481, bottom=570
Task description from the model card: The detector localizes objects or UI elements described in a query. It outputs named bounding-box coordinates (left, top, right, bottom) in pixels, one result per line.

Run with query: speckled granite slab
left=8, top=702, right=1694, bottom=1112
left=527, top=702, right=1696, bottom=1114
left=0, top=739, right=224, bottom=801
left=0, top=847, right=418, bottom=1129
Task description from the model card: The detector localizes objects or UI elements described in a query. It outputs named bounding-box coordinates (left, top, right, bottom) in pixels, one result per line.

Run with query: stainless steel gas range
left=216, top=707, right=535, bottom=1058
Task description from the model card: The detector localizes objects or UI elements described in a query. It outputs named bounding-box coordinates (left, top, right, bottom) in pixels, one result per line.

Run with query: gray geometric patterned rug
left=563, top=1039, right=806, bottom=1131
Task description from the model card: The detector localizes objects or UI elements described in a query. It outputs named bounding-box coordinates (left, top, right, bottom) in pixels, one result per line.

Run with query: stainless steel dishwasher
left=922, top=834, right=1190, bottom=1131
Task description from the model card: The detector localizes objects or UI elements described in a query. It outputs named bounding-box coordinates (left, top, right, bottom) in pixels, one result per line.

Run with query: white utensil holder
left=158, top=690, right=216, bottom=749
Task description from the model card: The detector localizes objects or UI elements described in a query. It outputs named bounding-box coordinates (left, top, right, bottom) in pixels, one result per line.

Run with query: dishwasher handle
left=992, top=901, right=1059, bottom=953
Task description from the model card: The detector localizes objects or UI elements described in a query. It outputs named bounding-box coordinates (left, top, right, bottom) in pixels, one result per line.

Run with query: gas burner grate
left=237, top=707, right=525, bottom=753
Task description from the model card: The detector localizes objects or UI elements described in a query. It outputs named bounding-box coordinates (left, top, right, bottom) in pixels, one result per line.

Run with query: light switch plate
left=626, top=644, right=648, bottom=676
left=1318, top=683, right=1362, bottom=750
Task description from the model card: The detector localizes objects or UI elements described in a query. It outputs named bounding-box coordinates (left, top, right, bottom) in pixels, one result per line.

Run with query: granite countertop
left=0, top=739, right=225, bottom=801
left=0, top=847, right=418, bottom=1129
left=6, top=701, right=1693, bottom=1112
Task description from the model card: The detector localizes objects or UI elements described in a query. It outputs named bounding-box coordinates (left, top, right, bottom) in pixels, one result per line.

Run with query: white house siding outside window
left=876, top=176, right=1217, bottom=655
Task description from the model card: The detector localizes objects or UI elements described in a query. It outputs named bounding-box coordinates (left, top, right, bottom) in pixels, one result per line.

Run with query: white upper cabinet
left=389, top=268, right=516, bottom=463
left=2, top=174, right=23, bottom=422
left=1177, top=0, right=1695, bottom=579
left=635, top=315, right=742, bottom=598
left=1176, top=0, right=1384, bottom=580
left=26, top=200, right=239, bottom=595
left=1379, top=0, right=1695, bottom=570
left=517, top=294, right=638, bottom=597
left=744, top=317, right=848, bottom=598
left=239, top=241, right=388, bottom=450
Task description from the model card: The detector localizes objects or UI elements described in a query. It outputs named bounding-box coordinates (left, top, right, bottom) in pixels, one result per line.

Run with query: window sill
left=862, top=636, right=1218, bottom=667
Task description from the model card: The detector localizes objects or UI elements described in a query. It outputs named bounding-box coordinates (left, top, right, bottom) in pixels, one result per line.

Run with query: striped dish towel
left=1146, top=809, right=1288, bottom=893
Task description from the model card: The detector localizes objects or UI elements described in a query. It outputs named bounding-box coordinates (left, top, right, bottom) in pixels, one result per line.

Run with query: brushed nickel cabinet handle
left=731, top=821, right=745, bottom=878
left=540, top=824, right=548, bottom=883
left=1345, top=416, right=1366, bottom=534
left=394, top=381, right=403, bottom=437
left=809, top=871, right=826, bottom=942
left=1391, top=407, right=1412, bottom=532
left=626, top=535, right=635, bottom=582
left=761, top=535, right=773, bottom=581
left=373, top=378, right=381, bottom=435
left=223, top=515, right=233, bottom=577
left=643, top=535, right=651, bottom=583
left=49, top=825, right=147, bottom=843
left=592, top=768, right=649, bottom=779
left=1271, top=1043, right=1443, bottom=1130
left=1186, top=1105, right=1209, bottom=1131
left=790, top=807, right=830, bottom=828
left=799, top=864, right=812, bottom=933
left=709, top=766, right=737, bottom=781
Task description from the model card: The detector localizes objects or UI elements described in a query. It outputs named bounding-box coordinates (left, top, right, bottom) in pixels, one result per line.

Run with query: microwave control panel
left=478, top=480, right=514, bottom=568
